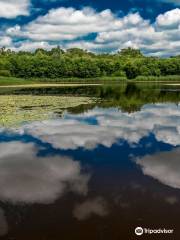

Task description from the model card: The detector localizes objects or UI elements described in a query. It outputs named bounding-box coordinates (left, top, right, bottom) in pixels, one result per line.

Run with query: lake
left=0, top=83, right=180, bottom=239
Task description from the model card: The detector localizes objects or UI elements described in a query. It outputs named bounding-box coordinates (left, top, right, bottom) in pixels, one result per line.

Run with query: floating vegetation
left=0, top=95, right=95, bottom=127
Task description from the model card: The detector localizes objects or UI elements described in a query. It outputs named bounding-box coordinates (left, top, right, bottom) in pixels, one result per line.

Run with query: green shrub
left=0, top=70, right=11, bottom=77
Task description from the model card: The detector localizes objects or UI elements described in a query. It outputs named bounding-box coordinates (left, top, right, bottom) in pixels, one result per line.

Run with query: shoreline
left=0, top=76, right=180, bottom=87
left=0, top=82, right=180, bottom=88
left=0, top=83, right=102, bottom=88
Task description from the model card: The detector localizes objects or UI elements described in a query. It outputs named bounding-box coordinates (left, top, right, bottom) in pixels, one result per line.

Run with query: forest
left=0, top=47, right=179, bottom=80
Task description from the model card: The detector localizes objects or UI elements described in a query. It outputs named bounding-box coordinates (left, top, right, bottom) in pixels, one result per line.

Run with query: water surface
left=0, top=83, right=180, bottom=239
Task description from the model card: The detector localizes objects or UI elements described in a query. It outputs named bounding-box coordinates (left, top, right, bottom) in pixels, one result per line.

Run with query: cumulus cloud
left=11, top=103, right=180, bottom=151
left=136, top=148, right=180, bottom=189
left=7, top=7, right=122, bottom=41
left=0, top=0, right=30, bottom=18
left=5, top=7, right=180, bottom=56
left=21, top=119, right=120, bottom=150
left=0, top=36, right=12, bottom=47
left=156, top=8, right=180, bottom=29
left=11, top=40, right=56, bottom=52
left=73, top=197, right=108, bottom=220
left=0, top=141, right=89, bottom=204
left=71, top=8, right=180, bottom=56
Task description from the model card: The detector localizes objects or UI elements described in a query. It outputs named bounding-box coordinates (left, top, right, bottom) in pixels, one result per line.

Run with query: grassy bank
left=29, top=76, right=127, bottom=83
left=0, top=77, right=38, bottom=85
left=134, top=75, right=180, bottom=82
left=0, top=75, right=180, bottom=86
left=0, top=76, right=126, bottom=86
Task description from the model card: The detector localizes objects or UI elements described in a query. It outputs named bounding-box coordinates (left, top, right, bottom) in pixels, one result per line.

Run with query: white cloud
left=79, top=8, right=180, bottom=56
left=0, top=0, right=30, bottom=18
left=4, top=7, right=180, bottom=56
left=0, top=104, right=180, bottom=200
left=11, top=40, right=56, bottom=52
left=0, top=36, right=12, bottom=47
left=7, top=7, right=123, bottom=41
left=136, top=148, right=180, bottom=189
left=0, top=141, right=89, bottom=204
left=156, top=8, right=180, bottom=29
left=10, top=103, right=180, bottom=151
left=21, top=119, right=120, bottom=150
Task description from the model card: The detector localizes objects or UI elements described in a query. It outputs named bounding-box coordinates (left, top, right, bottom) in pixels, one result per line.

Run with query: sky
left=0, top=0, right=180, bottom=56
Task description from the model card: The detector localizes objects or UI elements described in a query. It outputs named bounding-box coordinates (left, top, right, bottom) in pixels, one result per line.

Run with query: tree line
left=0, top=47, right=179, bottom=79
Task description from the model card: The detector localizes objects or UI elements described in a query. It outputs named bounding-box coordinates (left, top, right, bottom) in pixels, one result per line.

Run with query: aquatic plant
left=0, top=95, right=95, bottom=127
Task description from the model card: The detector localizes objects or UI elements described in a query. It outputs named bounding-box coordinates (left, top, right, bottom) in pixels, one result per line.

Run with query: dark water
left=1, top=83, right=180, bottom=239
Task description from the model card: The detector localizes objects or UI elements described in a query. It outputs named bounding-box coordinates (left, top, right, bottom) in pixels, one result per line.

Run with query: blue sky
left=0, top=0, right=180, bottom=56
left=32, top=0, right=177, bottom=20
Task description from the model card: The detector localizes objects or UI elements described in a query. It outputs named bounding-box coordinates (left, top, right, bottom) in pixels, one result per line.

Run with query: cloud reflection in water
left=17, top=103, right=180, bottom=150
left=73, top=197, right=108, bottom=220
left=136, top=148, right=180, bottom=189
left=0, top=141, right=89, bottom=204
left=0, top=208, right=8, bottom=236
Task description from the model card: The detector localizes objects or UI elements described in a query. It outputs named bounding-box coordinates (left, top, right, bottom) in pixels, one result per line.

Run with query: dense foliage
left=0, top=47, right=179, bottom=79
